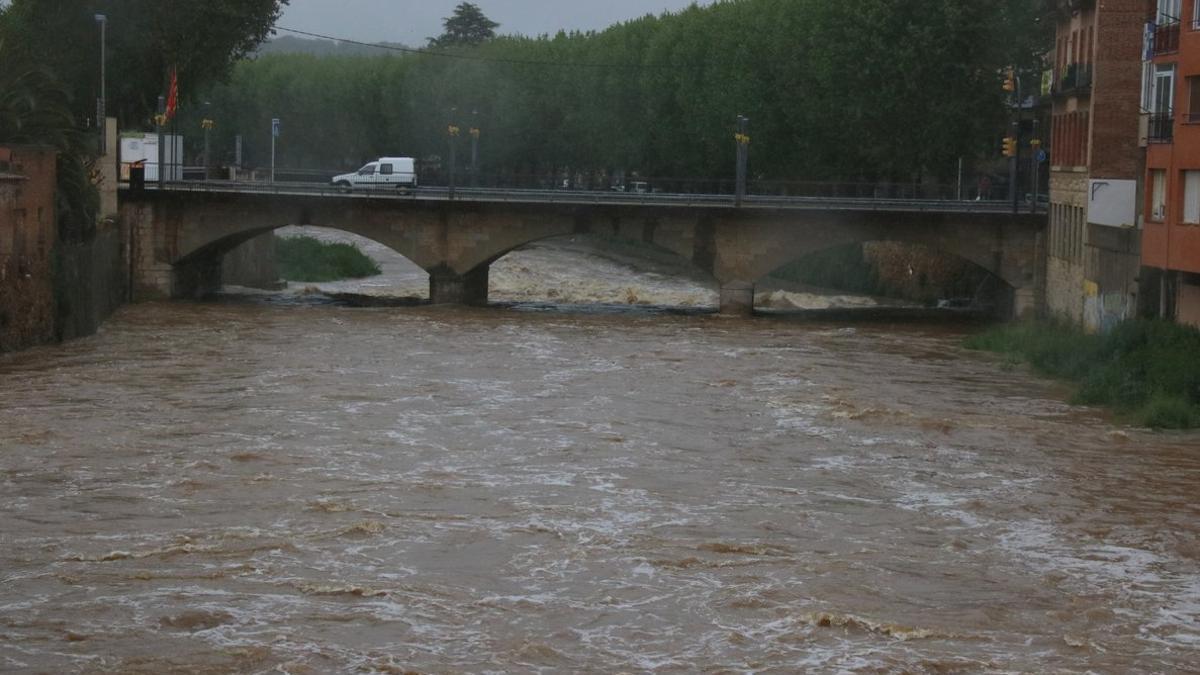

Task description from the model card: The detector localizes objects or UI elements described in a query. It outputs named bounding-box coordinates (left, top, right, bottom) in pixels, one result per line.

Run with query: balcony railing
left=1151, top=20, right=1181, bottom=55
left=1054, top=63, right=1093, bottom=96
left=1148, top=112, right=1174, bottom=142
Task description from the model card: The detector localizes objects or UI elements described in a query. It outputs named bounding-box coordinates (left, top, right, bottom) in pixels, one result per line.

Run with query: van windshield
left=357, top=163, right=377, bottom=176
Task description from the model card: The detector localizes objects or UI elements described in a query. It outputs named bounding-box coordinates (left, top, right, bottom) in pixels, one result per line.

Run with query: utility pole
left=1030, top=119, right=1041, bottom=214
left=94, top=13, right=107, bottom=154
left=1009, top=71, right=1022, bottom=215
left=735, top=114, right=750, bottom=206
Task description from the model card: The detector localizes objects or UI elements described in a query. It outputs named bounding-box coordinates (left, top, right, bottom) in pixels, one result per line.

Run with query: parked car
left=332, top=157, right=417, bottom=190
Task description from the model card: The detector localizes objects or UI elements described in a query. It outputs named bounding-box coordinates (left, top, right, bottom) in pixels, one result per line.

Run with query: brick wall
left=1089, top=1, right=1146, bottom=180
left=0, top=146, right=58, bottom=352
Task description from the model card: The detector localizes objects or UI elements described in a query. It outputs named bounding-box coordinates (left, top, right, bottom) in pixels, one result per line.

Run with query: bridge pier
left=719, top=281, right=755, bottom=317
left=173, top=256, right=224, bottom=299
left=429, top=265, right=489, bottom=306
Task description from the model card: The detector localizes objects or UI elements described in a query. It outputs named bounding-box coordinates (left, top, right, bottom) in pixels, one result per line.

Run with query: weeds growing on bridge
left=276, top=236, right=381, bottom=283
left=965, top=319, right=1200, bottom=430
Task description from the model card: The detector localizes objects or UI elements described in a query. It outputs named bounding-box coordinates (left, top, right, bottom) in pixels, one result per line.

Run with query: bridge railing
left=123, top=161, right=1030, bottom=212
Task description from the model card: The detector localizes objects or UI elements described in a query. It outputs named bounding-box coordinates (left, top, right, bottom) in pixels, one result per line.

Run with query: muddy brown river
left=2, top=248, right=1199, bottom=672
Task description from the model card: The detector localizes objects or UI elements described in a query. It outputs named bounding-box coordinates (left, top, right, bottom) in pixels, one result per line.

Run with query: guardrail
left=121, top=179, right=1025, bottom=214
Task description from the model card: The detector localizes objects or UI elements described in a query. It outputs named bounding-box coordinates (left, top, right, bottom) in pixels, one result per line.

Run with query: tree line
left=186, top=0, right=1049, bottom=186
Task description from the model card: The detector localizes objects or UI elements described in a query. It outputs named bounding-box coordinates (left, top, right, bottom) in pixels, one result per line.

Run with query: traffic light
left=1003, top=68, right=1016, bottom=93
left=1002, top=137, right=1017, bottom=157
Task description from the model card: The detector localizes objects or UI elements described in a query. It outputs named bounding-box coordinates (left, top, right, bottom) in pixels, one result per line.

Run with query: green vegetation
left=275, top=236, right=381, bottom=282
left=1, top=0, right=287, bottom=125
left=429, top=2, right=499, bottom=48
left=965, top=320, right=1200, bottom=429
left=190, top=0, right=1049, bottom=182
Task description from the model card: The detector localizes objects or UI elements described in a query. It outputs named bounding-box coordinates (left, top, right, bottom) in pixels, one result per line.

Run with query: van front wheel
left=335, top=180, right=352, bottom=193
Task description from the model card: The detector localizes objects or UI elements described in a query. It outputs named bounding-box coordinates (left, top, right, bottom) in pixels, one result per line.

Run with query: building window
left=1159, top=0, right=1182, bottom=22
left=1148, top=65, right=1177, bottom=142
left=1184, top=171, right=1200, bottom=224
left=1151, top=169, right=1169, bottom=221
left=1189, top=76, right=1200, bottom=123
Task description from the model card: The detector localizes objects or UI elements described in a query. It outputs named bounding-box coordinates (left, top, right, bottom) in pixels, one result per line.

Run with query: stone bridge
left=119, top=189, right=1046, bottom=316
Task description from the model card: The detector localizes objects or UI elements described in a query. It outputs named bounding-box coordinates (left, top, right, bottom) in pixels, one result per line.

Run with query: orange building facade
left=1142, top=0, right=1200, bottom=326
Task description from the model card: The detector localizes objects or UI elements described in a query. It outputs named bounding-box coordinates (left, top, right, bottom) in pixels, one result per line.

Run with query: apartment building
left=1142, top=0, right=1200, bottom=326
left=1047, top=0, right=1146, bottom=332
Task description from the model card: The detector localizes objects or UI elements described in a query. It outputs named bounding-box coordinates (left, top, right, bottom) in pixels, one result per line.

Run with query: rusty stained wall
left=0, top=146, right=58, bottom=353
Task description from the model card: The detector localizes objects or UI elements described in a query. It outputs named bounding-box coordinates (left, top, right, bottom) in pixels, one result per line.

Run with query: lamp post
left=94, top=13, right=107, bottom=154
left=735, top=114, right=750, bottom=207
left=201, top=101, right=214, bottom=181
left=155, top=95, right=166, bottom=187
left=469, top=109, right=480, bottom=188
left=271, top=117, right=280, bottom=183
left=448, top=106, right=460, bottom=200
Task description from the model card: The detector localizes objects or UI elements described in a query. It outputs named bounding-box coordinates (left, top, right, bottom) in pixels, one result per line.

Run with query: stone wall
left=1, top=134, right=129, bottom=353
left=1045, top=256, right=1086, bottom=324
left=0, top=147, right=58, bottom=353
left=54, top=218, right=128, bottom=342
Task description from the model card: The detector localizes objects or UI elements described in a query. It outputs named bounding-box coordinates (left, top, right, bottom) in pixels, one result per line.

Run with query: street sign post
left=271, top=118, right=280, bottom=183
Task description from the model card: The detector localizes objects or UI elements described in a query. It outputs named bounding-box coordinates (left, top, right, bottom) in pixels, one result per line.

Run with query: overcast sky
left=276, top=0, right=709, bottom=45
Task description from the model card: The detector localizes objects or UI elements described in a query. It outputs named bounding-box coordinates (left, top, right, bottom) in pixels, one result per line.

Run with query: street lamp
left=94, top=13, right=107, bottom=154
left=201, top=101, right=214, bottom=181
left=469, top=109, right=480, bottom=187
left=447, top=106, right=460, bottom=199
left=734, top=114, right=750, bottom=207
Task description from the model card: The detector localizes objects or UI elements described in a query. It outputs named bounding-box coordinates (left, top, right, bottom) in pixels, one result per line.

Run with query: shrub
left=966, top=319, right=1200, bottom=430
left=275, top=236, right=381, bottom=282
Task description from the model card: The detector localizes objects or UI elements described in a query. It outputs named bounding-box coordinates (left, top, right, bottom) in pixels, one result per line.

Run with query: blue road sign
left=1036, top=149, right=1048, bottom=163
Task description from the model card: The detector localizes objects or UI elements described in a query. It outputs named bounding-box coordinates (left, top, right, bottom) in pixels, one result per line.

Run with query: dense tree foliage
left=0, top=0, right=288, bottom=126
left=429, top=2, right=499, bottom=48
left=0, top=0, right=287, bottom=233
left=196, top=0, right=1048, bottom=185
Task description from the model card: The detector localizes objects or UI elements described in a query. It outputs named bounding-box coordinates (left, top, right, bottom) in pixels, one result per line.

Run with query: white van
left=332, top=157, right=417, bottom=190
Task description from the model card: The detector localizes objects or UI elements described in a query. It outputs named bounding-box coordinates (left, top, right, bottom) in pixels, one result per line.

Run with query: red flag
left=165, top=67, right=179, bottom=120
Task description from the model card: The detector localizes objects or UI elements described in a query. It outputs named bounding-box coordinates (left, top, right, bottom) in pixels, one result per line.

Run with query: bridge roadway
left=138, top=180, right=1029, bottom=215
left=118, top=182, right=1047, bottom=316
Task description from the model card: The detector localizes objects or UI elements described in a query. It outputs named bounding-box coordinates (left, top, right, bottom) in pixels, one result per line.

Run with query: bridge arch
left=473, top=231, right=719, bottom=308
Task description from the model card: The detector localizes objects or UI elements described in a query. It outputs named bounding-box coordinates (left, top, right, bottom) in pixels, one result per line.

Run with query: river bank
left=966, top=319, right=1200, bottom=429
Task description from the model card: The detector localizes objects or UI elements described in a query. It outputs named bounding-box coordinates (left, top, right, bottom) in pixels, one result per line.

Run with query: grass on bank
left=965, top=319, right=1200, bottom=429
left=276, top=236, right=381, bottom=282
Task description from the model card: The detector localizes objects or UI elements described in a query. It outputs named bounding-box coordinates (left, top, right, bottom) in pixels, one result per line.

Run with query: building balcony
left=1053, top=63, right=1093, bottom=96
left=1150, top=20, right=1181, bottom=56
left=1148, top=112, right=1174, bottom=143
